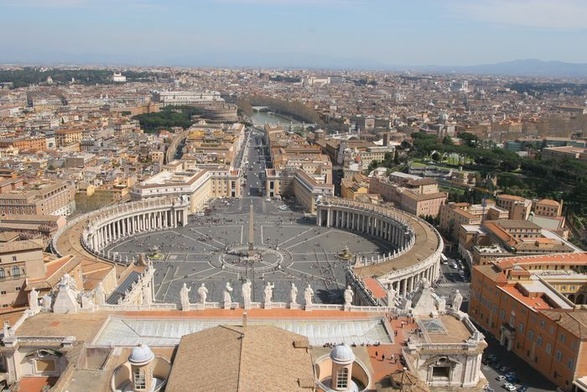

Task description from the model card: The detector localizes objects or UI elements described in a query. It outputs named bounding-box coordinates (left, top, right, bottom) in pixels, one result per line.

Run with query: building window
left=528, top=330, right=534, bottom=341
left=559, top=333, right=566, bottom=343
left=0, top=269, right=4, bottom=279
left=546, top=343, right=551, bottom=354
left=568, top=359, right=574, bottom=369
left=336, top=367, right=348, bottom=389
left=133, top=368, right=146, bottom=390
left=35, top=359, right=56, bottom=373
left=536, top=336, right=542, bottom=346
left=11, top=266, right=20, bottom=277
left=555, top=350, right=562, bottom=361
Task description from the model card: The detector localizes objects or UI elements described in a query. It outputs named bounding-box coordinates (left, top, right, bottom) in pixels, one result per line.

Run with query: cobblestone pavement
left=105, top=196, right=396, bottom=305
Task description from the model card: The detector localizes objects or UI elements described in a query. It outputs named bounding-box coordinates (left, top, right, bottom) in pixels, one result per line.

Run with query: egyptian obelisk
left=248, top=203, right=255, bottom=257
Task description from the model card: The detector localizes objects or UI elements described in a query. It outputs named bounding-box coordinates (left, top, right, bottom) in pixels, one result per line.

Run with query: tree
left=393, top=149, right=400, bottom=164
left=458, top=132, right=479, bottom=148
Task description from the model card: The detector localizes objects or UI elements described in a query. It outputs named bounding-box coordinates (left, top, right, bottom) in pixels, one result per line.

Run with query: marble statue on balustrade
left=42, top=294, right=52, bottom=312
left=61, top=273, right=78, bottom=292
left=290, top=282, right=298, bottom=306
left=242, top=279, right=252, bottom=309
left=264, top=282, right=274, bottom=305
left=94, top=282, right=106, bottom=305
left=197, top=283, right=208, bottom=305
left=142, top=284, right=152, bottom=305
left=452, top=289, right=463, bottom=312
left=81, top=292, right=95, bottom=310
left=344, top=286, right=354, bottom=306
left=420, top=277, right=430, bottom=289
left=223, top=282, right=233, bottom=309
left=180, top=283, right=191, bottom=311
left=387, top=285, right=396, bottom=308
left=304, top=284, right=314, bottom=308
left=28, top=288, right=39, bottom=312
left=53, top=273, right=80, bottom=314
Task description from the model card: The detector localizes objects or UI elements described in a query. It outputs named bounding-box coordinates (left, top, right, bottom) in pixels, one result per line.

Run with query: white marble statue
left=42, top=294, right=52, bottom=311
left=387, top=285, right=396, bottom=307
left=60, top=273, right=77, bottom=291
left=223, top=282, right=233, bottom=307
left=290, top=283, right=298, bottom=305
left=28, top=288, right=39, bottom=312
left=304, top=284, right=314, bottom=306
left=420, top=277, right=430, bottom=289
left=344, top=285, right=354, bottom=306
left=264, top=282, right=274, bottom=303
left=452, top=289, right=463, bottom=311
left=197, top=283, right=208, bottom=304
left=242, top=279, right=252, bottom=308
left=142, top=284, right=152, bottom=305
left=180, top=283, right=191, bottom=311
left=94, top=282, right=106, bottom=305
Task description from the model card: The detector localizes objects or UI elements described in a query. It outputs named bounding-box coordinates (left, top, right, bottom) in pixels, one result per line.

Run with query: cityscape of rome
left=1, top=1, right=587, bottom=392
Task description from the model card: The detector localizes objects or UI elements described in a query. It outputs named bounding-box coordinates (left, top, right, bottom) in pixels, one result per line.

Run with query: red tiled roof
left=496, top=252, right=587, bottom=266
left=500, top=286, right=552, bottom=310
left=364, top=277, right=387, bottom=299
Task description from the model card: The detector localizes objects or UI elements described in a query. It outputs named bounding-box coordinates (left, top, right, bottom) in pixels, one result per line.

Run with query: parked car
left=517, top=386, right=528, bottom=392
left=503, top=383, right=517, bottom=391
left=496, top=375, right=506, bottom=381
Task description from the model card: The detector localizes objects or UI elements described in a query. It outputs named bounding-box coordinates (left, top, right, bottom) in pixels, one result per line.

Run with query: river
left=250, top=110, right=302, bottom=128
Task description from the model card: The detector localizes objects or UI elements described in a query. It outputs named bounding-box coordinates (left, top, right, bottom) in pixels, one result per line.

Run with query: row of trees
left=132, top=106, right=203, bottom=133
left=368, top=131, right=587, bottom=220
left=237, top=95, right=323, bottom=125
left=0, top=68, right=160, bottom=88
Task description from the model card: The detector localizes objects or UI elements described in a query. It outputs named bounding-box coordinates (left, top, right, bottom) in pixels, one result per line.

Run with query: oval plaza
left=52, top=193, right=443, bottom=307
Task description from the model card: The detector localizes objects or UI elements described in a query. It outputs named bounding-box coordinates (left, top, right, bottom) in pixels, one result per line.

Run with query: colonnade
left=86, top=208, right=186, bottom=250
left=318, top=206, right=412, bottom=250
left=74, top=197, right=189, bottom=264
left=317, top=197, right=443, bottom=298
left=387, top=266, right=438, bottom=297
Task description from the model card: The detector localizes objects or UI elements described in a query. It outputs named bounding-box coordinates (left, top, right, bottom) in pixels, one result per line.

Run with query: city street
left=480, top=335, right=558, bottom=392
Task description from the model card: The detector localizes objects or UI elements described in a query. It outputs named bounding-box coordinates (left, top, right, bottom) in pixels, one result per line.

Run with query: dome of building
left=330, top=344, right=355, bottom=363
left=129, top=343, right=154, bottom=366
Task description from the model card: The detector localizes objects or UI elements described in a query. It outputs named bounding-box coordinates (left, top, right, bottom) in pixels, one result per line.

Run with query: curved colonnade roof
left=321, top=200, right=442, bottom=278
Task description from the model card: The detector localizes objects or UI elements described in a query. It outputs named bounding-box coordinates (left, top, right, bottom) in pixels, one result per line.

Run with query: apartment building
left=534, top=198, right=564, bottom=218
left=496, top=194, right=532, bottom=220
left=0, top=136, right=46, bottom=152
left=0, top=240, right=45, bottom=308
left=341, top=173, right=371, bottom=201
left=0, top=180, right=76, bottom=216
left=469, top=253, right=587, bottom=390
left=291, top=170, right=334, bottom=214
left=130, top=162, right=241, bottom=213
left=55, top=129, right=83, bottom=147
left=370, top=171, right=447, bottom=218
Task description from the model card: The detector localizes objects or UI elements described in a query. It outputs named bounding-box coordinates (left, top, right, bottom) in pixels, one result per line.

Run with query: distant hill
left=406, top=59, right=587, bottom=78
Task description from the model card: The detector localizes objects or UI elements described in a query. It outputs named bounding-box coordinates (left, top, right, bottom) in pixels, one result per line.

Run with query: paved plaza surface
left=105, top=196, right=396, bottom=305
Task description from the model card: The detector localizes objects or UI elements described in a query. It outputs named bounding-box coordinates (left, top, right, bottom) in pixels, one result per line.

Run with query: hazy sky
left=2, top=0, right=587, bottom=67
